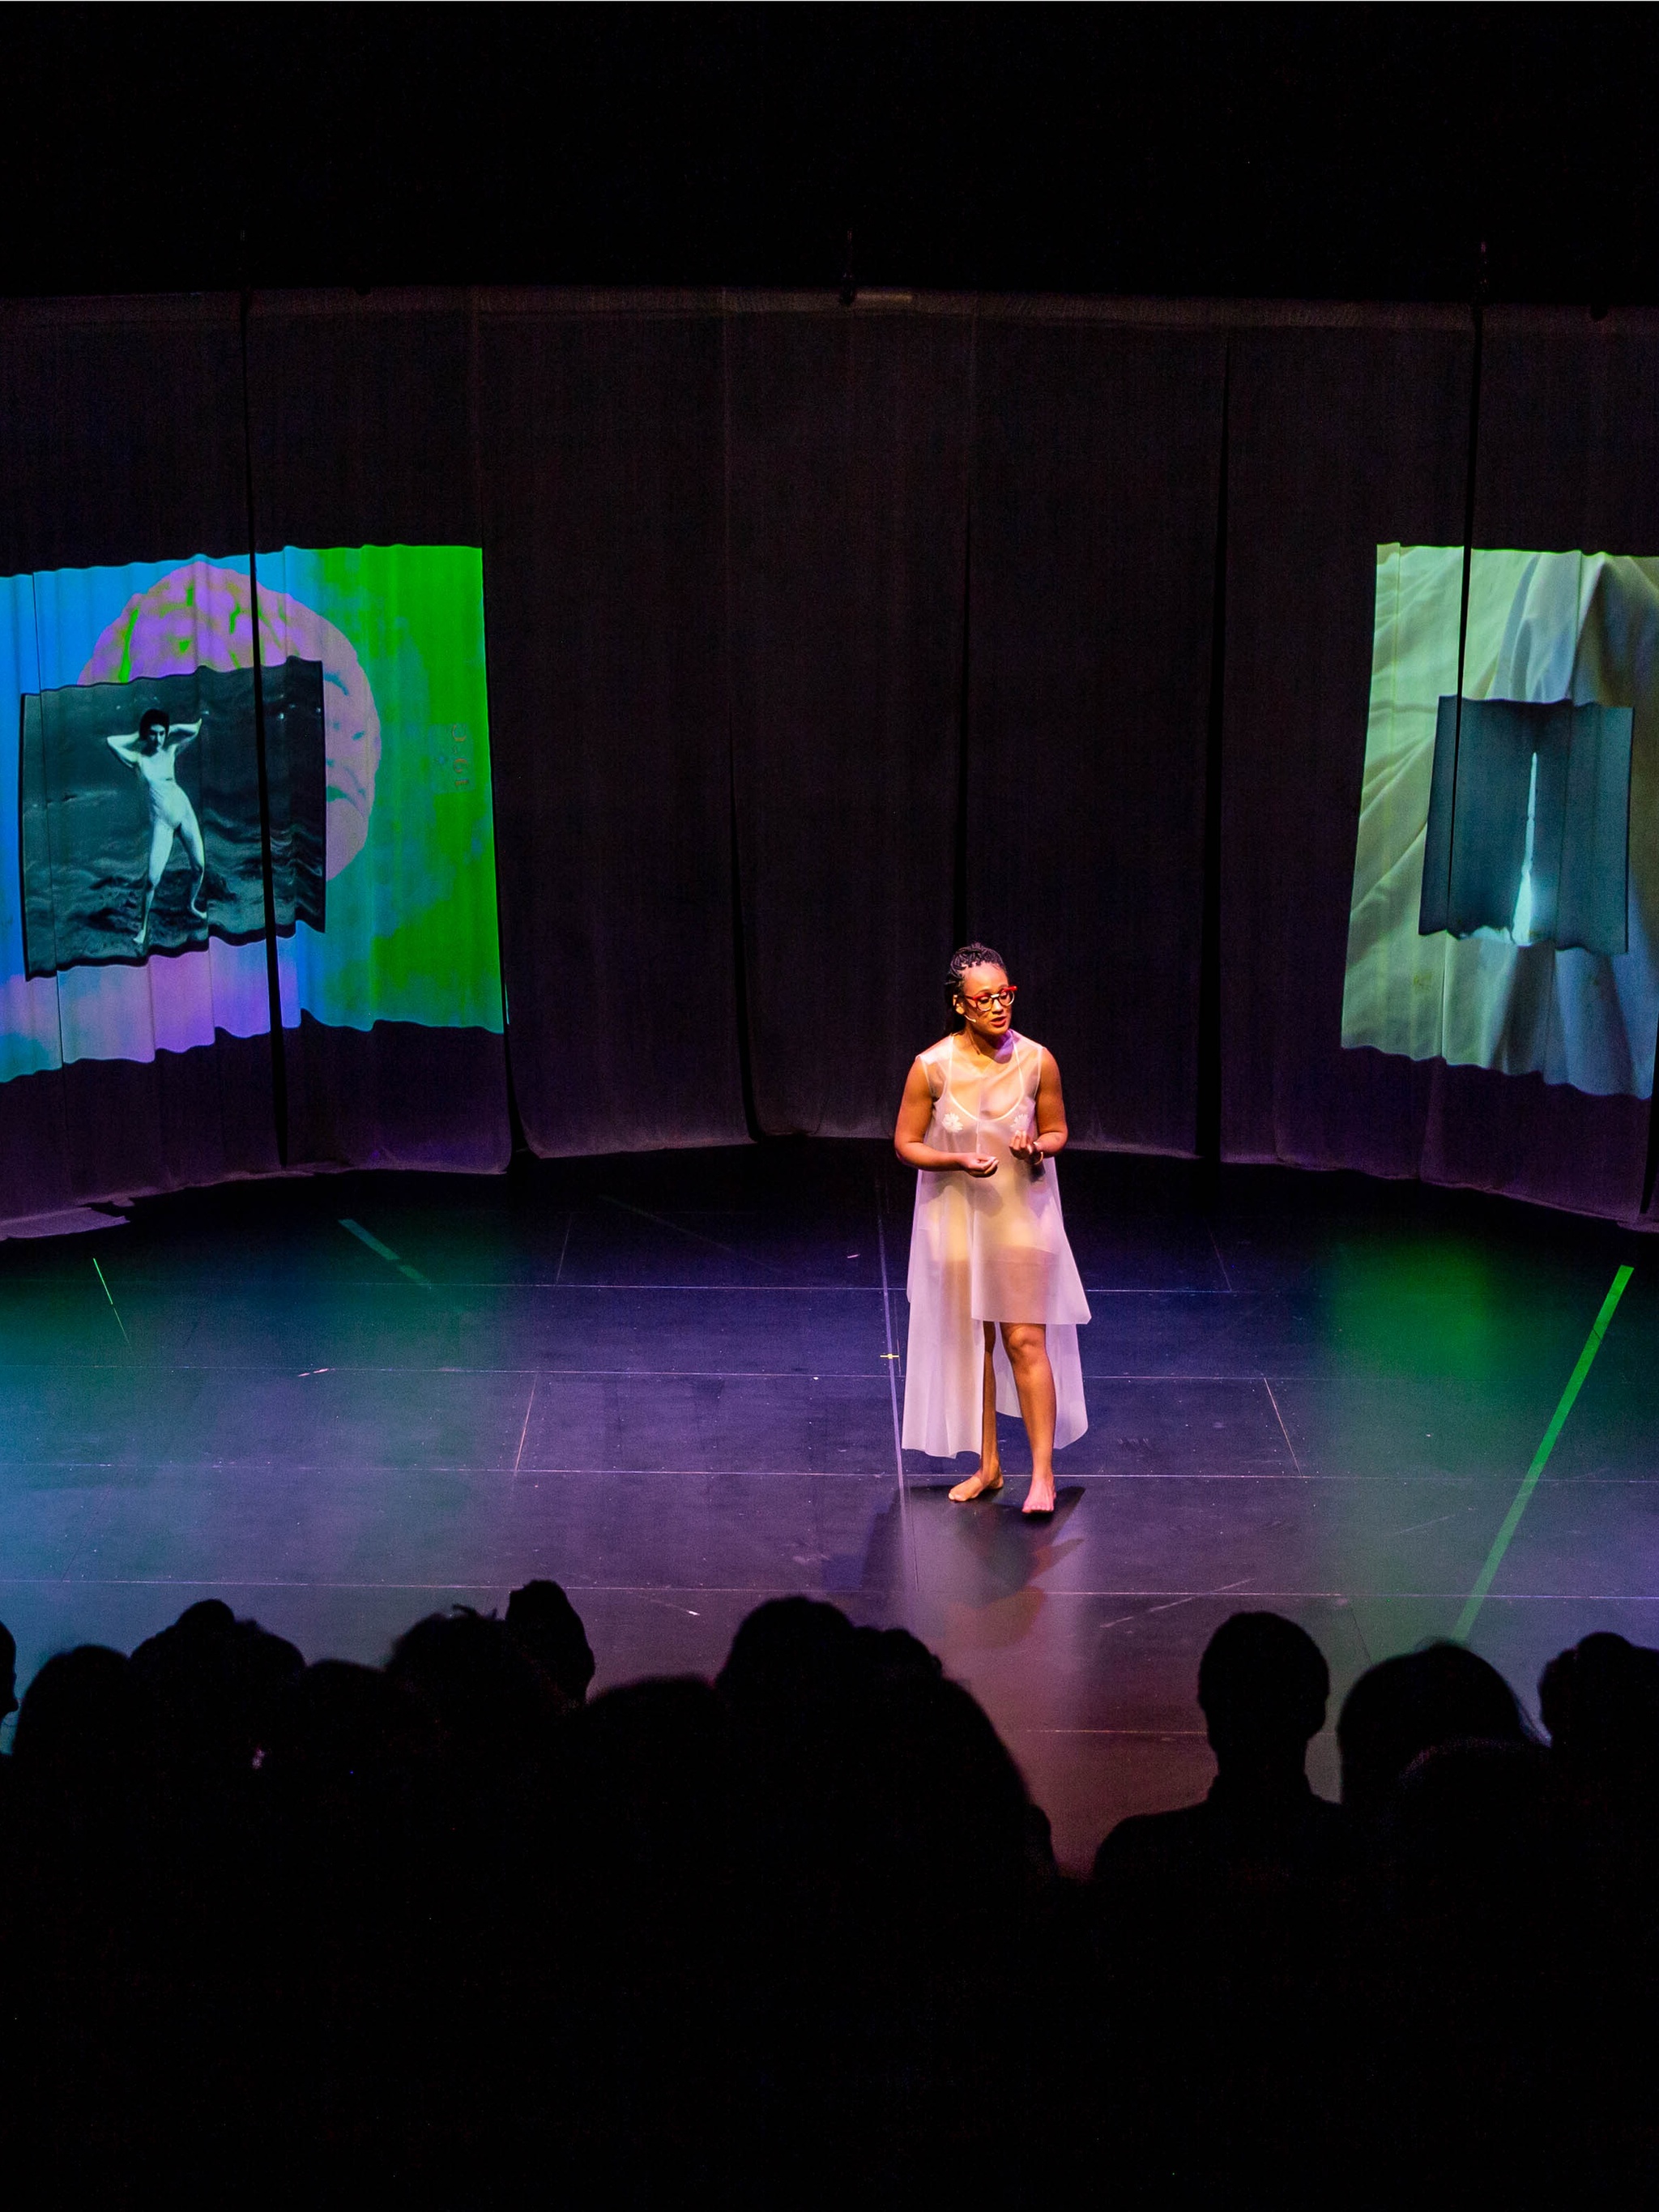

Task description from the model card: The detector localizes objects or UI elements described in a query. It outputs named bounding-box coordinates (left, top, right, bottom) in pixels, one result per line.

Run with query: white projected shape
left=1512, top=750, right=1539, bottom=946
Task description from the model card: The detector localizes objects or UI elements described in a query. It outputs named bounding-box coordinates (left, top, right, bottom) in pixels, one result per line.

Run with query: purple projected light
left=80, top=560, right=382, bottom=878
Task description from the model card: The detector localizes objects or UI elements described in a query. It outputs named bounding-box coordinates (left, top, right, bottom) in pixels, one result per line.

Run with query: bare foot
left=1021, top=1472, right=1056, bottom=1515
left=949, top=1467, right=1004, bottom=1503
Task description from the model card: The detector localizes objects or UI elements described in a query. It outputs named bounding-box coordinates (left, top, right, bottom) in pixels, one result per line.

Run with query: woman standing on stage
left=893, top=943, right=1091, bottom=1514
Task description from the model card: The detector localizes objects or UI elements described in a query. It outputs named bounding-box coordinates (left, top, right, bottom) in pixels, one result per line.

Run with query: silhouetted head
left=558, top=1676, right=735, bottom=1894
left=130, top=1601, right=303, bottom=1785
left=12, top=1645, right=143, bottom=1796
left=1538, top=1630, right=1659, bottom=1783
left=716, top=1596, right=859, bottom=1728
left=385, top=1606, right=563, bottom=1770
left=505, top=1578, right=595, bottom=1706
left=174, top=1598, right=236, bottom=1634
left=0, top=1618, right=16, bottom=1720
left=1197, top=1611, right=1330, bottom=1776
left=1337, top=1642, right=1525, bottom=1824
left=862, top=1669, right=1034, bottom=1893
left=137, top=707, right=168, bottom=754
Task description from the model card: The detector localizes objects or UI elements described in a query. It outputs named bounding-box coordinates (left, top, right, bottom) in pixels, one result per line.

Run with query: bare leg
left=1001, top=1322, right=1057, bottom=1513
left=178, top=802, right=207, bottom=917
left=135, top=819, right=174, bottom=949
left=948, top=1322, right=1004, bottom=1501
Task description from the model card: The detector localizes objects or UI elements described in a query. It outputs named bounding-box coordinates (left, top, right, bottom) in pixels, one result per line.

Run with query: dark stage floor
left=0, top=1141, right=1653, bottom=1870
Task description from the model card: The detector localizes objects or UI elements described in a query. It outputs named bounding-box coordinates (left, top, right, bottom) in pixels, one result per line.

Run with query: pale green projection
left=1342, top=546, right=1659, bottom=1100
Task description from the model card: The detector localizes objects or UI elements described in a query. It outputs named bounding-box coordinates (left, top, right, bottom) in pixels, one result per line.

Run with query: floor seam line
left=1261, top=1375, right=1301, bottom=1473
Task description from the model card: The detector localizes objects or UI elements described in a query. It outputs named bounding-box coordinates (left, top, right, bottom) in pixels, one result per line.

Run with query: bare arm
left=165, top=715, right=204, bottom=749
left=1009, top=1048, right=1070, bottom=1163
left=893, top=1057, right=996, bottom=1177
left=106, top=731, right=143, bottom=767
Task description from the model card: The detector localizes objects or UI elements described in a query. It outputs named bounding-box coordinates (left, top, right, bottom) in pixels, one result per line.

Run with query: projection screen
left=1, top=544, right=501, bottom=1085
left=1343, top=545, right=1659, bottom=1100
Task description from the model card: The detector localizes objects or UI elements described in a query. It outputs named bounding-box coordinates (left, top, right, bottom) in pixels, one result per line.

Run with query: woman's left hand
left=1009, top=1127, right=1043, bottom=1165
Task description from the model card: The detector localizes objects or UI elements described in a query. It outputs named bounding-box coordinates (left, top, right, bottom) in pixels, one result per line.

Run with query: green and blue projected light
left=0, top=545, right=502, bottom=1083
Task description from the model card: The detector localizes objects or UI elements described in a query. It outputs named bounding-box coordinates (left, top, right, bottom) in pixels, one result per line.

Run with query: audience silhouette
left=0, top=1591, right=1652, bottom=2198
left=1336, top=1637, right=1525, bottom=1826
left=1090, top=1612, right=1350, bottom=2192
left=505, top=1575, right=597, bottom=1706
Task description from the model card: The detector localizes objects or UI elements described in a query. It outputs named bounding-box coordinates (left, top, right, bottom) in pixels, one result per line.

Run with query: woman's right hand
left=960, top=1153, right=998, bottom=1178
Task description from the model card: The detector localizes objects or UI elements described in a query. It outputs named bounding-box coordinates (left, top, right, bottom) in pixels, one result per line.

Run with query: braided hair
left=945, top=942, right=1006, bottom=1030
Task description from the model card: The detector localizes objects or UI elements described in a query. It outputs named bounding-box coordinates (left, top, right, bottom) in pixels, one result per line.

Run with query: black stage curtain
left=0, top=296, right=280, bottom=1219
left=477, top=301, right=747, bottom=1155
left=725, top=306, right=972, bottom=1136
left=243, top=292, right=511, bottom=1174
left=8, top=290, right=1659, bottom=1231
left=1220, top=317, right=1473, bottom=1178
left=966, top=314, right=1227, bottom=1154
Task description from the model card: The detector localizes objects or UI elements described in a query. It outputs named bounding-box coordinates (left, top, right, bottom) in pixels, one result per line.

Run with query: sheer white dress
left=901, top=1030, right=1091, bottom=1458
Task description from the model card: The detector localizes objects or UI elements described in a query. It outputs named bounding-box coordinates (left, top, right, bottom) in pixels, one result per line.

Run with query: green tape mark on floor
left=1454, top=1263, right=1633, bottom=1642
left=91, top=1253, right=131, bottom=1349
left=339, top=1216, right=434, bottom=1291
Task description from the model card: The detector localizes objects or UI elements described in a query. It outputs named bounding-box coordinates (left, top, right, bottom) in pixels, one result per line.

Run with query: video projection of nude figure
left=19, top=660, right=326, bottom=979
